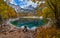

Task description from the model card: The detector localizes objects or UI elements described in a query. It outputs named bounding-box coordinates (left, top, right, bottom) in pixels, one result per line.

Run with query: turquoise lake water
left=11, top=18, right=49, bottom=29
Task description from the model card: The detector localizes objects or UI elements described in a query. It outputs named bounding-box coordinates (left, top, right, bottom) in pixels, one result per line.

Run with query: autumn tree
left=0, top=0, right=18, bottom=19
left=46, top=0, right=60, bottom=28
left=42, top=7, right=55, bottom=20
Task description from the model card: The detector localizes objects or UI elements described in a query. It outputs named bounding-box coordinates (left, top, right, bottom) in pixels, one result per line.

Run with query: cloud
left=4, top=0, right=45, bottom=9
left=10, top=0, right=28, bottom=8
left=10, top=0, right=44, bottom=9
left=5, top=0, right=45, bottom=13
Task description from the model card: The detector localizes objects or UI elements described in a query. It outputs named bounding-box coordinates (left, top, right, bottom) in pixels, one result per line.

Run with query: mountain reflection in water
left=11, top=18, right=49, bottom=29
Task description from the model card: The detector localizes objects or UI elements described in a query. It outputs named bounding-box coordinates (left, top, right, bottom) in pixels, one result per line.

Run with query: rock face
left=9, top=4, right=36, bottom=14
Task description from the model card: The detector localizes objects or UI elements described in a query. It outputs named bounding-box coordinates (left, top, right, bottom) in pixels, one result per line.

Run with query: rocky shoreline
left=0, top=22, right=37, bottom=38
left=0, top=17, right=52, bottom=38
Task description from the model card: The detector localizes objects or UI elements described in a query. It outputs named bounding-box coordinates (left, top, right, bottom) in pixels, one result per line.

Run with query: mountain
left=4, top=0, right=37, bottom=14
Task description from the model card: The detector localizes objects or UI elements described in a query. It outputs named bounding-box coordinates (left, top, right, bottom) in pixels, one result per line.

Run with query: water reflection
left=11, top=18, right=49, bottom=29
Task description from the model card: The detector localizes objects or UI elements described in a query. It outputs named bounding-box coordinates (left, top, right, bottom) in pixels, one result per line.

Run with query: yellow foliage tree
left=42, top=7, right=55, bottom=19
left=0, top=0, right=18, bottom=19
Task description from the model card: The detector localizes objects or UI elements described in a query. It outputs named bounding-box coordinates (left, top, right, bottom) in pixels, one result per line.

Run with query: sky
left=10, top=0, right=45, bottom=9
left=4, top=0, right=45, bottom=13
